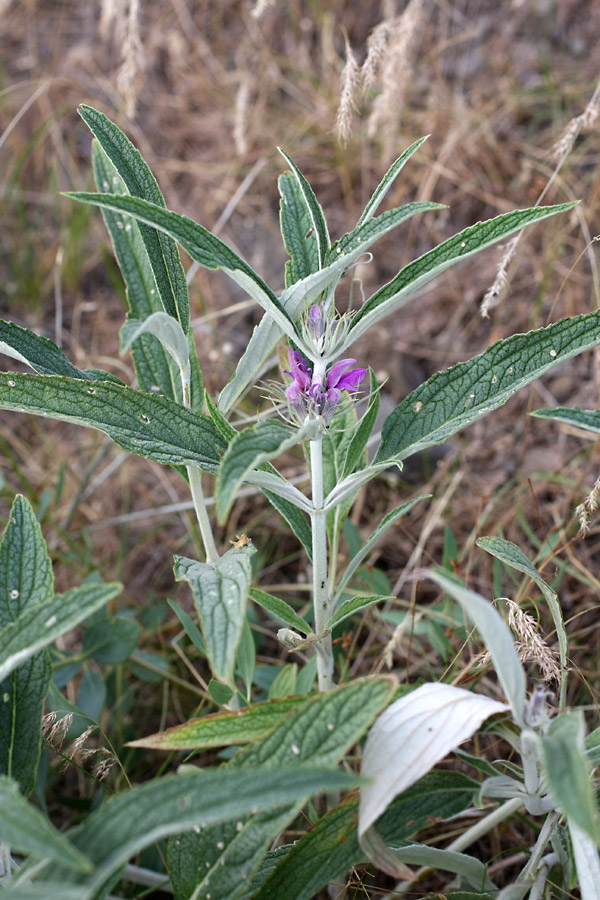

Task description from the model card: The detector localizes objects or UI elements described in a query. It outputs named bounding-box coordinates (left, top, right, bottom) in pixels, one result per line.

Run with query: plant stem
left=310, top=435, right=334, bottom=691
left=187, top=465, right=219, bottom=565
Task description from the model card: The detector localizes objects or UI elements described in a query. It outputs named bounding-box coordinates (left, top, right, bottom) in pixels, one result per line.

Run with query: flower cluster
left=284, top=348, right=366, bottom=425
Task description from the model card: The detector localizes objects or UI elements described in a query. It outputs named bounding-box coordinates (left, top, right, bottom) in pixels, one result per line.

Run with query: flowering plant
left=1, top=106, right=600, bottom=898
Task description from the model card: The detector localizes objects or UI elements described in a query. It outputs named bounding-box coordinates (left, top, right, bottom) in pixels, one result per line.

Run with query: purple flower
left=284, top=348, right=366, bottom=424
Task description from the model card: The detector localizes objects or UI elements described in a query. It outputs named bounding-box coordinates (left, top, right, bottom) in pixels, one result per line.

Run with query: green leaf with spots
left=174, top=545, right=256, bottom=684
left=278, top=149, right=330, bottom=269
left=279, top=171, right=321, bottom=286
left=167, top=675, right=396, bottom=900
left=0, top=496, right=53, bottom=795
left=0, top=373, right=226, bottom=473
left=531, top=405, right=600, bottom=434
left=345, top=202, right=577, bottom=350
left=375, top=310, right=600, bottom=464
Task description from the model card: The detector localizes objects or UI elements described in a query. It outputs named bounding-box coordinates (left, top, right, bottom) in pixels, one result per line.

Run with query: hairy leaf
left=249, top=588, right=312, bottom=635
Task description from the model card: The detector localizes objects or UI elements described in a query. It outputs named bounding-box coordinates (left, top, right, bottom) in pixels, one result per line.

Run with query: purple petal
left=285, top=349, right=311, bottom=390
left=336, top=367, right=366, bottom=392
left=324, top=358, right=357, bottom=390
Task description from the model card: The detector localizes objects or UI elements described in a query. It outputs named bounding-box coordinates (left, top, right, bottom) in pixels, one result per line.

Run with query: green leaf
left=249, top=588, right=311, bottom=635
left=120, top=312, right=190, bottom=395
left=334, top=495, right=430, bottom=602
left=174, top=545, right=256, bottom=684
left=0, top=319, right=120, bottom=383
left=215, top=419, right=318, bottom=523
left=476, top=537, right=568, bottom=702
left=327, top=200, right=443, bottom=264
left=531, top=405, right=600, bottom=434
left=167, top=598, right=206, bottom=654
left=0, top=373, right=226, bottom=473
left=424, top=570, right=526, bottom=725
left=79, top=105, right=190, bottom=329
left=92, top=142, right=185, bottom=406
left=326, top=594, right=391, bottom=629
left=0, top=581, right=122, bottom=682
left=208, top=679, right=235, bottom=706
left=347, top=202, right=578, bottom=349
left=253, top=770, right=476, bottom=900
left=278, top=148, right=330, bottom=268
left=0, top=776, right=92, bottom=872
left=0, top=496, right=53, bottom=795
left=568, top=820, right=600, bottom=900
left=67, top=189, right=299, bottom=344
left=375, top=309, right=600, bottom=464
left=279, top=171, right=321, bottom=286
left=268, top=664, right=297, bottom=700
left=36, top=766, right=359, bottom=900
left=341, top=370, right=380, bottom=478
left=237, top=617, right=256, bottom=698
left=167, top=675, right=396, bottom=900
left=361, top=836, right=497, bottom=889
left=126, top=696, right=307, bottom=750
left=540, top=711, right=600, bottom=842
left=82, top=617, right=141, bottom=664
left=355, top=136, right=429, bottom=226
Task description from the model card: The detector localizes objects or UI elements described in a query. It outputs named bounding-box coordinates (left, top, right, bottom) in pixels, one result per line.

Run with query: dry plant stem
left=310, top=435, right=334, bottom=691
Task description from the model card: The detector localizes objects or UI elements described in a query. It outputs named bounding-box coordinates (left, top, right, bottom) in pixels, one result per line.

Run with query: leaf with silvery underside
left=216, top=419, right=319, bottom=523
left=333, top=496, right=430, bottom=603
left=174, top=545, right=255, bottom=685
left=344, top=202, right=579, bottom=352
left=126, top=696, right=307, bottom=750
left=375, top=309, right=600, bottom=464
left=92, top=142, right=185, bottom=405
left=120, top=312, right=190, bottom=401
left=167, top=676, right=396, bottom=900
left=569, top=820, right=600, bottom=900
left=205, top=394, right=313, bottom=557
left=531, top=405, right=600, bottom=434
left=0, top=582, right=122, bottom=682
left=67, top=190, right=299, bottom=347
left=0, top=319, right=122, bottom=383
left=0, top=496, right=53, bottom=796
left=0, top=776, right=92, bottom=872
left=477, top=536, right=568, bottom=703
left=424, top=570, right=526, bottom=725
left=0, top=373, right=226, bottom=473
left=540, top=711, right=600, bottom=843
left=355, top=136, right=430, bottom=227
left=326, top=594, right=393, bottom=630
left=279, top=172, right=321, bottom=286
left=278, top=148, right=330, bottom=268
left=249, top=588, right=312, bottom=635
left=79, top=105, right=190, bottom=330
left=253, top=770, right=476, bottom=900
left=32, top=767, right=358, bottom=900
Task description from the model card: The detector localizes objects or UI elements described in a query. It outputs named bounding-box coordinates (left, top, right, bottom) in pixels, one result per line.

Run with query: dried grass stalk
left=576, top=474, right=600, bottom=535
left=506, top=598, right=560, bottom=683
left=116, top=0, right=145, bottom=119
left=250, top=0, right=276, bottom=19
left=480, top=236, right=518, bottom=318
left=552, top=79, right=600, bottom=162
left=234, top=77, right=252, bottom=156
left=336, top=34, right=360, bottom=148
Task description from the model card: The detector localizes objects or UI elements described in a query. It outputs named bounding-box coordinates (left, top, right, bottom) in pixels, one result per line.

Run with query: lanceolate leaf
left=531, top=406, right=600, bottom=434
left=67, top=190, right=299, bottom=343
left=477, top=537, right=568, bottom=702
left=279, top=171, right=321, bottom=286
left=249, top=588, right=312, bottom=635
left=425, top=570, right=526, bottom=724
left=278, top=148, right=330, bottom=267
left=346, top=202, right=577, bottom=349
left=215, top=419, right=319, bottom=523
left=79, top=105, right=190, bottom=330
left=0, top=373, right=226, bottom=473
left=326, top=594, right=392, bottom=630
left=342, top=370, right=380, bottom=479
left=167, top=676, right=396, bottom=900
left=355, top=136, right=429, bottom=227
left=327, top=201, right=443, bottom=264
left=0, top=496, right=53, bottom=795
left=0, top=581, right=122, bottom=682
left=126, top=696, right=307, bottom=750
left=0, top=319, right=121, bottom=383
left=375, top=310, right=600, bottom=464
left=334, top=495, right=430, bottom=602
left=254, top=771, right=476, bottom=900
left=35, top=767, right=359, bottom=900
left=174, top=545, right=255, bottom=684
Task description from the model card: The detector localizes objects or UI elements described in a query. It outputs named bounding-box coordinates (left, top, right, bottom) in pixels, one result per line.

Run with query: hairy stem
left=310, top=435, right=334, bottom=691
left=187, top=465, right=219, bottom=565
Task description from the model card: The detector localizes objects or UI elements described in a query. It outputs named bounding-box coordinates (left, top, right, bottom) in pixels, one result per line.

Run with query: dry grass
left=2, top=1, right=600, bottom=894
